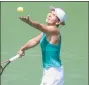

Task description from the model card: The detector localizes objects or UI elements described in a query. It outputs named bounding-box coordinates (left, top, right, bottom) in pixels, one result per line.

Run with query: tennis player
left=18, top=6, right=66, bottom=85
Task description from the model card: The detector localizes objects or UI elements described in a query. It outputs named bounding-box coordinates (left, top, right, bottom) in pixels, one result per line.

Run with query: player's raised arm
left=19, top=15, right=58, bottom=34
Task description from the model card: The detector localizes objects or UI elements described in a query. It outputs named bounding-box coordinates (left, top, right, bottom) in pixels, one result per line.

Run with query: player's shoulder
left=47, top=26, right=59, bottom=34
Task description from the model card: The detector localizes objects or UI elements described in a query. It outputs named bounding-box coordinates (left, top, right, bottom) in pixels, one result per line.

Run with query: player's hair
left=56, top=17, right=65, bottom=27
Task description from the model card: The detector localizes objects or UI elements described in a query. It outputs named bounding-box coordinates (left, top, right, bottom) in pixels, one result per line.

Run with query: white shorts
left=40, top=66, right=64, bottom=85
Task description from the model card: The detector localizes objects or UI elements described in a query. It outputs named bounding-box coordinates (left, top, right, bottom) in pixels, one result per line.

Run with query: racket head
left=0, top=61, right=10, bottom=76
left=0, top=65, right=3, bottom=74
left=0, top=54, right=20, bottom=76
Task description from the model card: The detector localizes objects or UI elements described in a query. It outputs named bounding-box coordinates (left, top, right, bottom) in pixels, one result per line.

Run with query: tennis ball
left=17, top=7, right=23, bottom=12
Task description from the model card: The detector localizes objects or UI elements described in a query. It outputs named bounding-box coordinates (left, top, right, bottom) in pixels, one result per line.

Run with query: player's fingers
left=19, top=16, right=25, bottom=19
left=22, top=53, right=25, bottom=56
left=19, top=17, right=26, bottom=22
left=23, top=17, right=26, bottom=18
left=26, top=16, right=28, bottom=19
left=17, top=50, right=25, bottom=58
left=27, top=15, right=29, bottom=19
left=19, top=53, right=25, bottom=58
left=17, top=53, right=22, bottom=58
left=19, top=17, right=24, bottom=20
left=19, top=16, right=29, bottom=23
left=25, top=15, right=29, bottom=20
left=19, top=16, right=23, bottom=18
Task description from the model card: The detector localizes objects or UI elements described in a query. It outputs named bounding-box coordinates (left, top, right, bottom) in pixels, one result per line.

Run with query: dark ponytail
left=61, top=21, right=65, bottom=25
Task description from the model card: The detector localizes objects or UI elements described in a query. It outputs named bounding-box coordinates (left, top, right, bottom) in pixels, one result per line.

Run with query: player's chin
left=46, top=19, right=52, bottom=25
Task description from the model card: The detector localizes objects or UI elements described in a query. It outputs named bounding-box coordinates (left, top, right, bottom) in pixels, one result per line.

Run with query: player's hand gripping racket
left=0, top=54, right=20, bottom=76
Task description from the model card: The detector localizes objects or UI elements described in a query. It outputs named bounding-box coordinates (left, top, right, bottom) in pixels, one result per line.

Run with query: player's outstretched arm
left=19, top=15, right=58, bottom=34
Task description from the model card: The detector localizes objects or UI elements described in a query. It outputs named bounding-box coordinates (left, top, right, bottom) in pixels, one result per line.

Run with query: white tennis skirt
left=40, top=66, right=64, bottom=85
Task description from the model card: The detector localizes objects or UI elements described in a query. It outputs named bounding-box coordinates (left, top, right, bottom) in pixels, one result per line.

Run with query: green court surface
left=1, top=2, right=88, bottom=85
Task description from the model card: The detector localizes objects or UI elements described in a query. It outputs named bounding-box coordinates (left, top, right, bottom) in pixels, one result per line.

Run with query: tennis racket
left=0, top=54, right=20, bottom=76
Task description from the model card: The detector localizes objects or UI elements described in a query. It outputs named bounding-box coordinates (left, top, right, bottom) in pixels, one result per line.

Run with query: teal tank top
left=40, top=33, right=62, bottom=69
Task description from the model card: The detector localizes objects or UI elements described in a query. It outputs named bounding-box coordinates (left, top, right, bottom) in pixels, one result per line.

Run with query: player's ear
left=56, top=21, right=60, bottom=26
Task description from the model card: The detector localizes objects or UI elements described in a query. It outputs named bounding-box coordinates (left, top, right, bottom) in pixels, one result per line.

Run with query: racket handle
left=9, top=54, right=20, bottom=62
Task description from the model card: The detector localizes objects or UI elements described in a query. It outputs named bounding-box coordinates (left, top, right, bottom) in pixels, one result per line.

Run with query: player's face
left=46, top=11, right=59, bottom=25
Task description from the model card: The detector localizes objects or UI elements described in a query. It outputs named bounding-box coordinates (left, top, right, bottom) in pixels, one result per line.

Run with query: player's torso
left=40, top=33, right=62, bottom=69
left=46, top=33, right=60, bottom=45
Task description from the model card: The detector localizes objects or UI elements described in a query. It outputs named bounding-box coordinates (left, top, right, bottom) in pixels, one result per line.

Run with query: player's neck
left=46, top=23, right=56, bottom=27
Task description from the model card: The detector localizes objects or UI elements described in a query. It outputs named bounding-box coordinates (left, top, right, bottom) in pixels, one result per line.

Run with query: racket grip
left=9, top=54, right=20, bottom=62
